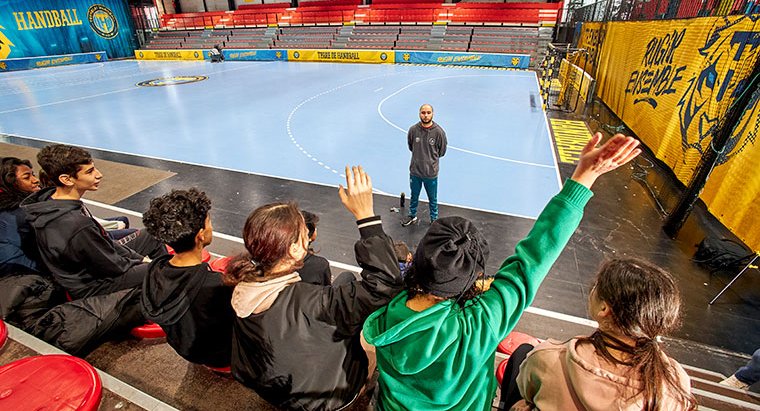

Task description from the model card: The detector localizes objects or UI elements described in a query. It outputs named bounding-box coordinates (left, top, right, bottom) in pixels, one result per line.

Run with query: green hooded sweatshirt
left=363, top=180, right=592, bottom=411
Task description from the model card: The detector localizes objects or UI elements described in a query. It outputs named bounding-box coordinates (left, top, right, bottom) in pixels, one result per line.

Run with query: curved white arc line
left=286, top=71, right=404, bottom=181
left=377, top=75, right=557, bottom=168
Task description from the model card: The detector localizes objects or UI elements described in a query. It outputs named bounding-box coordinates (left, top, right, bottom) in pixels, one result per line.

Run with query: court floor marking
left=532, top=73, right=564, bottom=188
left=5, top=133, right=539, bottom=219
left=285, top=70, right=407, bottom=195
left=82, top=197, right=597, bottom=328
left=0, top=61, right=276, bottom=114
left=549, top=118, right=592, bottom=164
left=376, top=74, right=557, bottom=169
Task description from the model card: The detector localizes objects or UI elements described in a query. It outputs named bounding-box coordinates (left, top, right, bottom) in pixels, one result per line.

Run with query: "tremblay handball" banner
left=394, top=50, right=529, bottom=69
left=589, top=15, right=760, bottom=250
left=287, top=49, right=394, bottom=64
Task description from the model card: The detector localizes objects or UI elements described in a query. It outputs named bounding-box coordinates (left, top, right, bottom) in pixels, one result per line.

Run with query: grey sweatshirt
left=408, top=121, right=447, bottom=179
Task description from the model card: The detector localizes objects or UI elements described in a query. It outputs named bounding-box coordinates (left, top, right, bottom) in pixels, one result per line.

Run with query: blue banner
left=0, top=51, right=107, bottom=72
left=223, top=49, right=288, bottom=62
left=394, top=51, right=529, bottom=69
left=0, top=0, right=136, bottom=59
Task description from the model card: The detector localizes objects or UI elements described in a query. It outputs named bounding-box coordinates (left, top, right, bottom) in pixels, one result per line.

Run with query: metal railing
left=572, top=0, right=757, bottom=22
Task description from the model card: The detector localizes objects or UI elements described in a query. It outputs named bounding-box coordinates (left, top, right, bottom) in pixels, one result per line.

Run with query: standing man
left=402, top=104, right=447, bottom=226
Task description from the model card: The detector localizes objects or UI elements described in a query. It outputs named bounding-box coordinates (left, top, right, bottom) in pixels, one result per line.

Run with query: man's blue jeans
left=736, top=348, right=760, bottom=385
left=409, top=174, right=438, bottom=221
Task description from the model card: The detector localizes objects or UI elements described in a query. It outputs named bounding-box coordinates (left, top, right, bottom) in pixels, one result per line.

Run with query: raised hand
left=338, top=166, right=375, bottom=220
left=571, top=132, right=641, bottom=188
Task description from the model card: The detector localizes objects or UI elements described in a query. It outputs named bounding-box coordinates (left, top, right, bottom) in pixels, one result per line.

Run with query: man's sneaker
left=401, top=216, right=418, bottom=227
left=720, top=374, right=750, bottom=390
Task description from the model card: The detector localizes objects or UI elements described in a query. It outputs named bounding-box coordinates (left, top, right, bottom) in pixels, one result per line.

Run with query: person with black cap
left=363, top=132, right=641, bottom=411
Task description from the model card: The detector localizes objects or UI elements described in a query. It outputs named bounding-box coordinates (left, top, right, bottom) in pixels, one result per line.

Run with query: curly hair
left=37, top=144, right=92, bottom=187
left=143, top=188, right=211, bottom=253
left=403, top=263, right=485, bottom=308
left=0, top=157, right=33, bottom=210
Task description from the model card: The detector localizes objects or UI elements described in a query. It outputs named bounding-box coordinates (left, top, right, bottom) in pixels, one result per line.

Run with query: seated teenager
left=362, top=133, right=642, bottom=410
left=226, top=166, right=402, bottom=411
left=508, top=258, right=695, bottom=411
left=141, top=188, right=235, bottom=368
left=0, top=157, right=43, bottom=275
left=21, top=144, right=165, bottom=299
left=298, top=210, right=332, bottom=286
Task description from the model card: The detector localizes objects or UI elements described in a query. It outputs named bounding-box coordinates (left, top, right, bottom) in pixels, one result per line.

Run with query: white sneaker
left=720, top=374, right=750, bottom=389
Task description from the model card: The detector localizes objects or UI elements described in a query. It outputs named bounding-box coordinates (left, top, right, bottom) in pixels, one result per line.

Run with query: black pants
left=498, top=343, right=535, bottom=410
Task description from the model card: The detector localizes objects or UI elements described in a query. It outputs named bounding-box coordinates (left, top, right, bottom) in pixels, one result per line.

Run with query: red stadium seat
left=209, top=256, right=231, bottom=274
left=0, top=355, right=102, bottom=411
left=497, top=331, right=541, bottom=355
left=495, top=357, right=510, bottom=385
left=0, top=319, right=7, bottom=350
left=166, top=245, right=211, bottom=263
left=205, top=365, right=232, bottom=374
left=130, top=322, right=166, bottom=339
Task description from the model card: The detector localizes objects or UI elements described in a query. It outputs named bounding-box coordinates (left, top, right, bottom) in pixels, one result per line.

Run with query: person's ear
left=289, top=241, right=303, bottom=260
left=196, top=229, right=206, bottom=247
left=58, top=174, right=74, bottom=187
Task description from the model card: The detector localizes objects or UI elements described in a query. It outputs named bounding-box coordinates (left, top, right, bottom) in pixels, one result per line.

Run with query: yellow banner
left=573, top=21, right=603, bottom=78
left=592, top=15, right=760, bottom=250
left=134, top=49, right=204, bottom=60
left=287, top=49, right=394, bottom=64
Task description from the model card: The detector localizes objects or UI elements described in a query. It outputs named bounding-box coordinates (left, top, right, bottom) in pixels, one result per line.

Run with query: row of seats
left=159, top=2, right=561, bottom=28
left=144, top=24, right=547, bottom=57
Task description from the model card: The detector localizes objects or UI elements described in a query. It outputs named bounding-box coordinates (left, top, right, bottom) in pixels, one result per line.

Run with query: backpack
left=693, top=237, right=755, bottom=273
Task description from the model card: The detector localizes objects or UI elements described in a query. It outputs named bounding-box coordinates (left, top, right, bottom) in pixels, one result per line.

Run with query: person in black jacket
left=0, top=157, right=42, bottom=275
left=141, top=188, right=234, bottom=368
left=21, top=144, right=166, bottom=299
left=225, top=165, right=402, bottom=411
left=298, top=210, right=332, bottom=286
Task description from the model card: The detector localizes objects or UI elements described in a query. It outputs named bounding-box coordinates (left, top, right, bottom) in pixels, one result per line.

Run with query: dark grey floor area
left=4, top=126, right=760, bottom=403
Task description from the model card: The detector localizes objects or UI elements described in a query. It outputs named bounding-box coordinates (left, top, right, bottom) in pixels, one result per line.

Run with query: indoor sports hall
left=1, top=0, right=760, bottom=410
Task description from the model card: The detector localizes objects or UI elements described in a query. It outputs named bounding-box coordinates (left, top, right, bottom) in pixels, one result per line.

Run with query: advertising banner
left=135, top=49, right=205, bottom=60
left=287, top=49, right=394, bottom=64
left=394, top=50, right=529, bottom=69
left=224, top=49, right=287, bottom=61
left=0, top=0, right=136, bottom=59
left=590, top=15, right=760, bottom=250
left=0, top=51, right=106, bottom=72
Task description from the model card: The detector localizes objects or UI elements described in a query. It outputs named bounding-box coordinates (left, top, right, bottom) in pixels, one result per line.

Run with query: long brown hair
left=223, top=202, right=306, bottom=285
left=584, top=258, right=696, bottom=410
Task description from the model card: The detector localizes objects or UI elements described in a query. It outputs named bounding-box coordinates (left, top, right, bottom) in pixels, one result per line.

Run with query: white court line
left=6, top=324, right=180, bottom=411
left=376, top=74, right=556, bottom=169
left=5, top=132, right=538, bottom=220
left=82, top=198, right=596, bottom=329
left=532, top=73, right=564, bottom=188
left=0, top=61, right=276, bottom=114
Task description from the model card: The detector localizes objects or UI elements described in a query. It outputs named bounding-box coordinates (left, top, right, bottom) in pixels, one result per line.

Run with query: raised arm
left=321, top=166, right=402, bottom=337
left=474, top=133, right=640, bottom=341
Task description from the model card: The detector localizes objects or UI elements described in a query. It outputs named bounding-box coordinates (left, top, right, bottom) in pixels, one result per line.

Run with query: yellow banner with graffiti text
left=287, top=49, right=394, bottom=64
left=592, top=15, right=760, bottom=250
left=557, top=58, right=594, bottom=108
left=573, top=21, right=604, bottom=79
left=135, top=49, right=204, bottom=60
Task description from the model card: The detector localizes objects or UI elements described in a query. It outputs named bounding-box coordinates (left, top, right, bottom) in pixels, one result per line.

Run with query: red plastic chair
left=205, top=365, right=232, bottom=375
left=0, top=355, right=102, bottom=411
left=130, top=322, right=166, bottom=339
left=209, top=256, right=232, bottom=274
left=166, top=245, right=211, bottom=262
left=0, top=319, right=7, bottom=350
left=497, top=331, right=541, bottom=355
left=495, top=357, right=510, bottom=385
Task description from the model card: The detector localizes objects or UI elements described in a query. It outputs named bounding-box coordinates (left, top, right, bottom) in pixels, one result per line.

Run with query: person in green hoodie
left=363, top=132, right=641, bottom=411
